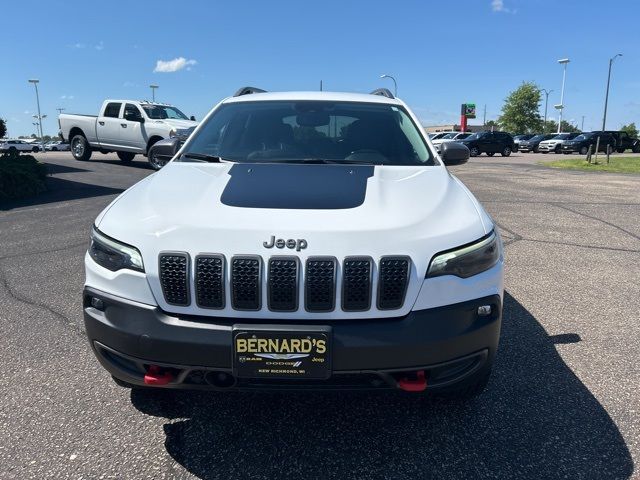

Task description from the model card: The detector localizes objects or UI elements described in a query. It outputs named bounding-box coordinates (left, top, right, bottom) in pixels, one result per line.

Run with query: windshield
left=551, top=134, right=570, bottom=140
left=142, top=105, right=188, bottom=120
left=463, top=132, right=483, bottom=141
left=530, top=135, right=545, bottom=142
left=573, top=133, right=592, bottom=141
left=182, top=101, right=434, bottom=166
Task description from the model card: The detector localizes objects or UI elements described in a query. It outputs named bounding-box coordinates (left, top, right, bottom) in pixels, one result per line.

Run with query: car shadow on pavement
left=0, top=176, right=124, bottom=211
left=88, top=157, right=153, bottom=170
left=130, top=292, right=633, bottom=479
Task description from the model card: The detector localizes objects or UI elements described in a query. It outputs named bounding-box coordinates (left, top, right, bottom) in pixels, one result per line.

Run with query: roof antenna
left=320, top=80, right=323, bottom=91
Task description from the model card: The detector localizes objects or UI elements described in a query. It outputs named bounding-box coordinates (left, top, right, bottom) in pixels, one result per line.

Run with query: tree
left=0, top=118, right=6, bottom=139
left=620, top=122, right=638, bottom=138
left=542, top=119, right=580, bottom=134
left=498, top=82, right=543, bottom=134
left=485, top=120, right=498, bottom=129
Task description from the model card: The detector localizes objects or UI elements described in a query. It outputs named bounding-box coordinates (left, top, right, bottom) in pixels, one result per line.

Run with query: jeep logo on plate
left=263, top=235, right=307, bottom=251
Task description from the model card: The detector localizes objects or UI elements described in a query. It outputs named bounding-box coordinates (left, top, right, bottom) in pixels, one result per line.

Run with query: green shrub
left=0, top=152, right=48, bottom=201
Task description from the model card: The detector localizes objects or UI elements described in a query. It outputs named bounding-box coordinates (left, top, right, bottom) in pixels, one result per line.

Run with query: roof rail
left=370, top=88, right=394, bottom=99
left=233, top=86, right=267, bottom=97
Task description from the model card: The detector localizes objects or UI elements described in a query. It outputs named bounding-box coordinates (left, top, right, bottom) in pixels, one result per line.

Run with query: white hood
left=149, top=118, right=198, bottom=129
left=97, top=162, right=491, bottom=318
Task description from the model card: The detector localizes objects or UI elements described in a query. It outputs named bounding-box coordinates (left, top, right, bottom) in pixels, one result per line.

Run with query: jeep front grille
left=230, top=256, right=261, bottom=310
left=195, top=255, right=225, bottom=309
left=159, top=253, right=190, bottom=306
left=305, top=257, right=336, bottom=312
left=377, top=257, right=410, bottom=310
left=267, top=257, right=299, bottom=311
left=158, top=254, right=411, bottom=313
left=342, top=257, right=372, bottom=311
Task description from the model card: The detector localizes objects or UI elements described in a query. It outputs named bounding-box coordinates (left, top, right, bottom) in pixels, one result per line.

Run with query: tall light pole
left=150, top=84, right=159, bottom=102
left=379, top=74, right=397, bottom=97
left=555, top=58, right=570, bottom=133
left=581, top=115, right=585, bottom=131
left=28, top=79, right=44, bottom=140
left=541, top=88, right=553, bottom=133
left=602, top=53, right=622, bottom=131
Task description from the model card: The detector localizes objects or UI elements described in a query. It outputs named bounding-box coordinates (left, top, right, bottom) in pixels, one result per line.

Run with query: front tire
left=469, top=146, right=480, bottom=157
left=579, top=146, right=588, bottom=155
left=71, top=135, right=92, bottom=161
left=554, top=145, right=561, bottom=153
left=148, top=146, right=167, bottom=170
left=117, top=151, right=136, bottom=163
left=501, top=146, right=512, bottom=157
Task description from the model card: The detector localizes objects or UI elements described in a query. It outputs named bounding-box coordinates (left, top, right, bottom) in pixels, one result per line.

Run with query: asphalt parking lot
left=1, top=151, right=638, bottom=479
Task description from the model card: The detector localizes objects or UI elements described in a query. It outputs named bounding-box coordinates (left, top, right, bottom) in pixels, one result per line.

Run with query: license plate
left=232, top=326, right=331, bottom=379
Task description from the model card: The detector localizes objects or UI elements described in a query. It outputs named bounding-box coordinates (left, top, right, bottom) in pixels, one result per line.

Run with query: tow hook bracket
left=143, top=365, right=174, bottom=386
left=398, top=370, right=427, bottom=392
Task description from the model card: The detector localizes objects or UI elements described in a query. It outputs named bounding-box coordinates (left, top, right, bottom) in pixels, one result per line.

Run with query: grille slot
left=377, top=257, right=410, bottom=310
left=342, top=257, right=372, bottom=311
left=305, top=257, right=336, bottom=312
left=195, top=255, right=225, bottom=309
left=231, top=256, right=261, bottom=310
left=159, top=253, right=190, bottom=306
left=268, top=258, right=299, bottom=311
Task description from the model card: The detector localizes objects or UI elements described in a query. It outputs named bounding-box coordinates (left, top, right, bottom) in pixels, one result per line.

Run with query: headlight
left=88, top=227, right=144, bottom=272
left=426, top=231, right=501, bottom=278
left=172, top=128, right=193, bottom=140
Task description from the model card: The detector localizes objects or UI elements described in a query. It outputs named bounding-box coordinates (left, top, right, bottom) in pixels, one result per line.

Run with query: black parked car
left=561, top=132, right=615, bottom=155
left=518, top=133, right=556, bottom=153
left=457, top=131, right=515, bottom=157
left=603, top=131, right=640, bottom=153
left=513, top=134, right=535, bottom=151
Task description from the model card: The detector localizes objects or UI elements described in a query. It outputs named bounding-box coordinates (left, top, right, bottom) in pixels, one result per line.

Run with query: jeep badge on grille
left=263, top=235, right=308, bottom=251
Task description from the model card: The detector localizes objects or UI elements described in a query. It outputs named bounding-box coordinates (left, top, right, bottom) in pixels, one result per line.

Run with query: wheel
left=541, top=151, right=548, bottom=154
left=71, top=135, right=92, bottom=161
left=579, top=146, right=588, bottom=155
left=469, top=146, right=480, bottom=157
left=533, top=146, right=539, bottom=153
left=501, top=146, right=512, bottom=157
left=117, top=151, right=136, bottom=163
left=554, top=145, right=561, bottom=153
left=633, top=144, right=640, bottom=153
left=148, top=146, right=168, bottom=170
left=486, top=152, right=495, bottom=157
left=52, top=147, right=58, bottom=151
left=8, top=146, right=17, bottom=153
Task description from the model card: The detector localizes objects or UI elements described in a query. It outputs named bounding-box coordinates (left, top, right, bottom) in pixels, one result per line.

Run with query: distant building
left=423, top=124, right=488, bottom=133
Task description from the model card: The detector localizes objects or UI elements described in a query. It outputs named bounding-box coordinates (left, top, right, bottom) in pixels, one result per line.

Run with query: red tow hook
left=397, top=370, right=427, bottom=392
left=143, top=365, right=174, bottom=386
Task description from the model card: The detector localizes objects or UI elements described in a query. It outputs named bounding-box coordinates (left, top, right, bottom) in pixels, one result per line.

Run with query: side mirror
left=190, top=115, right=196, bottom=121
left=125, top=111, right=144, bottom=123
left=440, top=142, right=469, bottom=166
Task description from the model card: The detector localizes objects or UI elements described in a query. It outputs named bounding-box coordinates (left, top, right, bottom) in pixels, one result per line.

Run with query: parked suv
left=603, top=131, right=640, bottom=153
left=0, top=139, right=41, bottom=153
left=561, top=132, right=615, bottom=155
left=457, top=131, right=515, bottom=157
left=537, top=132, right=581, bottom=153
left=83, top=87, right=504, bottom=398
left=518, top=133, right=556, bottom=153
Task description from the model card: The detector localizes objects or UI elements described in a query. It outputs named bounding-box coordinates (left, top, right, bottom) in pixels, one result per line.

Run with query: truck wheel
left=579, top=146, right=588, bottom=155
left=71, top=135, right=92, bottom=161
left=117, top=151, right=136, bottom=163
left=148, top=146, right=167, bottom=170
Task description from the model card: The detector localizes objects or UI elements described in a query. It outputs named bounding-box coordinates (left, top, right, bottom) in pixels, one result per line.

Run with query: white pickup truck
left=58, top=99, right=198, bottom=164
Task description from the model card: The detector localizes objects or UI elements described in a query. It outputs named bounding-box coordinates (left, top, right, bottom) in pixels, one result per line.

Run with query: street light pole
left=541, top=89, right=553, bottom=133
left=556, top=59, right=570, bottom=133
left=28, top=79, right=44, bottom=140
left=602, top=54, right=622, bottom=131
left=581, top=115, right=585, bottom=131
left=150, top=84, right=159, bottom=102
left=379, top=74, right=397, bottom=97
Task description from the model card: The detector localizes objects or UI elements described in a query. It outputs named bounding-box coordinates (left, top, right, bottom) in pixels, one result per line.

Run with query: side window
left=124, top=103, right=141, bottom=119
left=103, top=103, right=122, bottom=118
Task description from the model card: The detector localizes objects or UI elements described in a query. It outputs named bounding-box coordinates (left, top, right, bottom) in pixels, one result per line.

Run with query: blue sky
left=2, top=0, right=640, bottom=137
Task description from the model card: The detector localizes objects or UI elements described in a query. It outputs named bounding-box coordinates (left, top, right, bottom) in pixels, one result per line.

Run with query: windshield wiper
left=180, top=153, right=227, bottom=163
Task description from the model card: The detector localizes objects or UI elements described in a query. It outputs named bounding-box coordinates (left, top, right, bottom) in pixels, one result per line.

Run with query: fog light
left=477, top=305, right=492, bottom=316
left=91, top=297, right=104, bottom=310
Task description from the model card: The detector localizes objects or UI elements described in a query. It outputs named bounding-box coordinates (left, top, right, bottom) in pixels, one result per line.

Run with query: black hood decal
left=221, top=164, right=374, bottom=209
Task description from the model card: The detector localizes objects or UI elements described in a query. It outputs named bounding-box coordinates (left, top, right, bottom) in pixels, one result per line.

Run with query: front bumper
left=537, top=143, right=557, bottom=152
left=83, top=287, right=502, bottom=391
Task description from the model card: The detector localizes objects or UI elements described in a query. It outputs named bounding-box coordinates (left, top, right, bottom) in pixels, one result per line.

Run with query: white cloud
left=70, top=42, right=86, bottom=49
left=154, top=57, right=197, bottom=73
left=95, top=41, right=104, bottom=51
left=23, top=110, right=30, bottom=115
left=60, top=95, right=75, bottom=100
left=491, top=0, right=515, bottom=13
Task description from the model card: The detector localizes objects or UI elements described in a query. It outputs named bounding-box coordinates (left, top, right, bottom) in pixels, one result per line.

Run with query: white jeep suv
left=83, top=87, right=504, bottom=397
